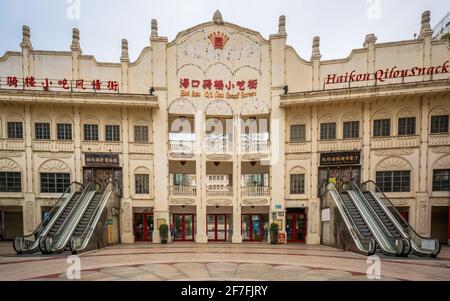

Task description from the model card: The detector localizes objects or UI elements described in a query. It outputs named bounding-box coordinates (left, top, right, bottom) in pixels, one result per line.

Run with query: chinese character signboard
left=320, top=151, right=360, bottom=166
left=179, top=78, right=258, bottom=99
left=85, top=153, right=120, bottom=167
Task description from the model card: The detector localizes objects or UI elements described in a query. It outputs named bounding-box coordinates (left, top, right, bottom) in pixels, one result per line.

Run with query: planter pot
left=161, top=239, right=168, bottom=244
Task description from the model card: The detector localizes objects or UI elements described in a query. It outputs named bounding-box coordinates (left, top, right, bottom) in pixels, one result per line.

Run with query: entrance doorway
left=242, top=214, right=265, bottom=241
left=173, top=214, right=195, bottom=241
left=83, top=167, right=122, bottom=193
left=318, top=165, right=361, bottom=194
left=207, top=214, right=227, bottom=241
left=134, top=213, right=153, bottom=241
left=286, top=210, right=307, bottom=243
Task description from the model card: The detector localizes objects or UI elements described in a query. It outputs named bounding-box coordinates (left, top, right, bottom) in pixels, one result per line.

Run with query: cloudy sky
left=0, top=0, right=449, bottom=62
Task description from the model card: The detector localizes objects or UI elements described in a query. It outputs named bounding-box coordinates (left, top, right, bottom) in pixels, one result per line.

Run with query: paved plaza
left=0, top=242, right=449, bottom=281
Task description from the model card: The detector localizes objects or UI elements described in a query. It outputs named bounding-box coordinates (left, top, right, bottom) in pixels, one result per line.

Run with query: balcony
left=207, top=186, right=233, bottom=197
left=129, top=142, right=153, bottom=154
left=371, top=135, right=420, bottom=149
left=169, top=140, right=195, bottom=154
left=286, top=141, right=311, bottom=153
left=205, top=135, right=233, bottom=154
left=0, top=139, right=25, bottom=151
left=32, top=140, right=74, bottom=152
left=82, top=141, right=122, bottom=153
left=318, top=138, right=362, bottom=152
left=429, top=133, right=450, bottom=146
left=169, top=185, right=197, bottom=197
left=241, top=186, right=270, bottom=197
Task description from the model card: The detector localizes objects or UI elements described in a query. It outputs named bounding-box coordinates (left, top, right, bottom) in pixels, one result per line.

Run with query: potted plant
left=159, top=223, right=169, bottom=244
left=270, top=222, right=279, bottom=244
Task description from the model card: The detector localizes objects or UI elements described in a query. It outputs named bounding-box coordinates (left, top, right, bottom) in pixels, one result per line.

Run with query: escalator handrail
left=325, top=182, right=376, bottom=255
left=13, top=181, right=83, bottom=254
left=343, top=181, right=408, bottom=256
left=361, top=180, right=440, bottom=257
left=40, top=182, right=97, bottom=253
left=70, top=182, right=116, bottom=253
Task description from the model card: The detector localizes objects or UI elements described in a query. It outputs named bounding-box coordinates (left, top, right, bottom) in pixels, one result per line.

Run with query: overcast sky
left=0, top=0, right=449, bottom=62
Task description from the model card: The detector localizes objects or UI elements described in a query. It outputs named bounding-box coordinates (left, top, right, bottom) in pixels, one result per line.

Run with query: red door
left=134, top=213, right=153, bottom=241
left=286, top=212, right=307, bottom=243
left=207, top=214, right=227, bottom=241
left=241, top=214, right=263, bottom=241
left=173, top=214, right=195, bottom=241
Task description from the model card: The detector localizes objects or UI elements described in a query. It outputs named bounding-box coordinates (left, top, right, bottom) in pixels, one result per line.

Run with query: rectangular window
left=40, top=173, right=70, bottom=193
left=83, top=124, right=99, bottom=141
left=398, top=117, right=416, bottom=136
left=430, top=115, right=449, bottom=134
left=135, top=174, right=150, bottom=194
left=134, top=126, right=149, bottom=143
left=376, top=170, right=410, bottom=192
left=57, top=123, right=72, bottom=140
left=105, top=125, right=120, bottom=142
left=290, top=124, right=306, bottom=142
left=0, top=172, right=22, bottom=192
left=432, top=169, right=450, bottom=192
left=290, top=174, right=305, bottom=194
left=35, top=123, right=50, bottom=140
left=320, top=123, right=336, bottom=140
left=373, top=119, right=391, bottom=137
left=7, top=122, right=23, bottom=139
left=343, top=121, right=360, bottom=139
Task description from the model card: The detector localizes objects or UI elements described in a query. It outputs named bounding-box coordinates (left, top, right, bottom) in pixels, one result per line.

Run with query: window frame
left=398, top=117, right=416, bottom=136
left=40, top=172, right=70, bottom=193
left=135, top=174, right=150, bottom=194
left=432, top=169, right=450, bottom=192
left=0, top=172, right=22, bottom=193
left=7, top=122, right=24, bottom=139
left=430, top=115, right=449, bottom=134
left=35, top=122, right=51, bottom=140
left=105, top=125, right=120, bottom=142
left=83, top=124, right=99, bottom=141
left=375, top=170, right=411, bottom=193
left=320, top=122, right=337, bottom=140
left=290, top=124, right=306, bottom=143
left=57, top=123, right=73, bottom=141
left=290, top=173, right=305, bottom=195
left=134, top=125, right=149, bottom=143
left=343, top=121, right=360, bottom=139
left=373, top=119, right=391, bottom=137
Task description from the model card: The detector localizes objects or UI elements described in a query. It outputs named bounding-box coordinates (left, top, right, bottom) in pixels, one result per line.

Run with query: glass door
left=286, top=212, right=307, bottom=243
left=173, top=214, right=195, bottom=241
left=207, top=214, right=227, bottom=241
left=241, top=214, right=263, bottom=241
left=134, top=213, right=153, bottom=241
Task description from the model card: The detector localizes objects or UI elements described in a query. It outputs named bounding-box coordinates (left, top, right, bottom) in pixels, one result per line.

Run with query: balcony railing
left=207, top=186, right=233, bottom=197
left=371, top=135, right=420, bottom=149
left=241, top=141, right=270, bottom=154
left=169, top=140, right=195, bottom=154
left=429, top=133, right=450, bottom=146
left=205, top=140, right=233, bottom=154
left=169, top=185, right=197, bottom=196
left=241, top=186, right=270, bottom=197
left=32, top=140, right=74, bottom=152
left=0, top=139, right=25, bottom=151
left=129, top=142, right=153, bottom=153
left=286, top=141, right=311, bottom=153
left=318, top=138, right=362, bottom=152
left=81, top=141, right=122, bottom=153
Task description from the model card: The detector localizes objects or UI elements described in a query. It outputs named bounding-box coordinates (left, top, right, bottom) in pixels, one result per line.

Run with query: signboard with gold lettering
left=320, top=152, right=360, bottom=166
left=85, top=153, right=120, bottom=167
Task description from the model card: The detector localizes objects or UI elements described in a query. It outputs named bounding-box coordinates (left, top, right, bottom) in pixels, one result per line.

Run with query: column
left=24, top=105, right=35, bottom=234
left=307, top=106, right=320, bottom=244
left=232, top=114, right=242, bottom=243
left=73, top=106, right=82, bottom=182
left=120, top=108, right=133, bottom=243
left=195, top=111, right=207, bottom=243
left=362, top=101, right=371, bottom=182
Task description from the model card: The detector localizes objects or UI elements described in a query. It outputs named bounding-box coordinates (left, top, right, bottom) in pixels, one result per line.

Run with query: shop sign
left=320, top=151, right=360, bottom=166
left=278, top=233, right=286, bottom=244
left=85, top=153, right=120, bottom=167
left=179, top=78, right=258, bottom=99
left=321, top=208, right=330, bottom=222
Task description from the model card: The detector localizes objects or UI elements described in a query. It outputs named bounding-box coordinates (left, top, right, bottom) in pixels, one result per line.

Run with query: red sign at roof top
left=324, top=60, right=449, bottom=85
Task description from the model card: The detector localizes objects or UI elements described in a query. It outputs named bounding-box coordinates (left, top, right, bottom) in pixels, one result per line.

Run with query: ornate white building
left=0, top=10, right=449, bottom=246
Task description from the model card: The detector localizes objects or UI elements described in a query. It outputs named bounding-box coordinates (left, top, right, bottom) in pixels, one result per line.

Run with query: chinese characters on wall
left=179, top=78, right=258, bottom=99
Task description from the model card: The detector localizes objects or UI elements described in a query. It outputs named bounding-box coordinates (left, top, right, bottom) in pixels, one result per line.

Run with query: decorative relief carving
left=170, top=153, right=195, bottom=159
left=241, top=98, right=269, bottom=115
left=374, top=149, right=414, bottom=156
left=26, top=201, right=34, bottom=232
left=40, top=160, right=69, bottom=172
left=123, top=202, right=131, bottom=233
left=372, top=111, right=391, bottom=120
left=418, top=201, right=428, bottom=234
left=289, top=166, right=307, bottom=174
left=397, top=108, right=417, bottom=118
left=0, top=151, right=22, bottom=158
left=319, top=113, right=337, bottom=124
left=129, top=154, right=153, bottom=160
left=430, top=105, right=448, bottom=116
left=434, top=155, right=450, bottom=168
left=207, top=199, right=232, bottom=206
left=390, top=199, right=411, bottom=206
left=286, top=154, right=312, bottom=160
left=342, top=112, right=360, bottom=122
left=431, top=146, right=450, bottom=154
left=310, top=201, right=319, bottom=233
left=243, top=153, right=269, bottom=161
left=38, top=153, right=72, bottom=159
left=168, top=98, right=196, bottom=115
left=0, top=199, right=22, bottom=206
left=205, top=99, right=233, bottom=116
left=169, top=198, right=196, bottom=205
left=377, top=157, right=410, bottom=171
left=242, top=198, right=269, bottom=206
left=207, top=154, right=232, bottom=161
left=431, top=198, right=450, bottom=206
left=0, top=159, right=19, bottom=171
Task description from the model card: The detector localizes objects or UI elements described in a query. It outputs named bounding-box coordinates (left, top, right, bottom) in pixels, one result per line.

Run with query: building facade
left=0, top=10, right=449, bottom=245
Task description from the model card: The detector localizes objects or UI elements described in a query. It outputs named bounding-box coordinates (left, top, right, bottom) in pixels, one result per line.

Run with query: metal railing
left=169, top=185, right=197, bottom=196
left=241, top=186, right=270, bottom=197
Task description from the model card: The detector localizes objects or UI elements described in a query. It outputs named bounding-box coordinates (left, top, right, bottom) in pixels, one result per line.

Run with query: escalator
left=361, top=180, right=441, bottom=257
left=13, top=182, right=84, bottom=254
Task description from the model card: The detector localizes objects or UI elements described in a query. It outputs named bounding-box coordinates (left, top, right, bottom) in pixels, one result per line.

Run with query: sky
left=0, top=0, right=449, bottom=62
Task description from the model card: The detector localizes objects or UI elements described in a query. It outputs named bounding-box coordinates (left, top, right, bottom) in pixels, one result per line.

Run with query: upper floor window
left=57, top=123, right=72, bottom=140
left=0, top=172, right=22, bottom=192
left=135, top=174, right=150, bottom=194
left=432, top=169, right=450, bottom=192
left=242, top=174, right=268, bottom=187
left=83, top=124, right=99, bottom=141
left=35, top=123, right=51, bottom=140
left=320, top=123, right=336, bottom=140
left=105, top=125, right=120, bottom=142
left=376, top=170, right=410, bottom=192
left=290, top=174, right=305, bottom=194
left=7, top=122, right=23, bottom=139
left=290, top=125, right=306, bottom=142
left=373, top=119, right=390, bottom=137
left=343, top=121, right=359, bottom=139
left=398, top=117, right=416, bottom=136
left=134, top=126, right=149, bottom=143
left=430, top=115, right=449, bottom=134
left=171, top=173, right=196, bottom=186
left=40, top=173, right=70, bottom=193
